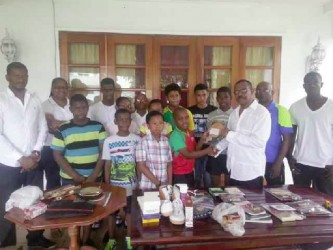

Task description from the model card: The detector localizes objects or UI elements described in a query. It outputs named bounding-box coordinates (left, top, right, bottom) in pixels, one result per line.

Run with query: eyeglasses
left=255, top=89, right=270, bottom=93
left=234, top=88, right=248, bottom=95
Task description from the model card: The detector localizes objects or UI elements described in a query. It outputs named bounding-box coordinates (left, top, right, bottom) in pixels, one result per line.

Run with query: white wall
left=0, top=0, right=332, bottom=107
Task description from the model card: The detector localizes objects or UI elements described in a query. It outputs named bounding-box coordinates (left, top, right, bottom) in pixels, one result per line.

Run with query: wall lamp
left=1, top=29, right=17, bottom=63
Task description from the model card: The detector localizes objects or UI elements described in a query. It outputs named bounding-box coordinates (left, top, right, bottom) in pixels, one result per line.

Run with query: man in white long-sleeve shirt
left=0, top=62, right=54, bottom=248
left=218, top=79, right=271, bottom=188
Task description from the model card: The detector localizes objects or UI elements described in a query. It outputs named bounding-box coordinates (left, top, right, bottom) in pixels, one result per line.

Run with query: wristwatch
left=32, top=150, right=41, bottom=157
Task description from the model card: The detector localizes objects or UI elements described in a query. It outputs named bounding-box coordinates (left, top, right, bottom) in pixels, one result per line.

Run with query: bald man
left=255, top=81, right=293, bottom=185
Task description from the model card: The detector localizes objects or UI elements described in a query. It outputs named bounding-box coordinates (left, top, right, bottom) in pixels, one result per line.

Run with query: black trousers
left=39, top=146, right=61, bottom=190
left=265, top=162, right=285, bottom=186
left=229, top=176, right=264, bottom=189
left=293, top=163, right=333, bottom=196
left=173, top=172, right=194, bottom=188
left=0, top=164, right=43, bottom=247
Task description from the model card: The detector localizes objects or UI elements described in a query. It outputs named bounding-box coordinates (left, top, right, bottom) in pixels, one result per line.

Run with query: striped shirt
left=51, top=119, right=106, bottom=179
left=207, top=108, right=233, bottom=128
left=136, top=134, right=172, bottom=189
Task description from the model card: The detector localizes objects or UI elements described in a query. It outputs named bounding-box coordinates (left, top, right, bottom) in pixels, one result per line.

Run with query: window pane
left=246, top=47, right=274, bottom=66
left=204, top=46, right=232, bottom=66
left=116, top=68, right=145, bottom=89
left=209, top=92, right=218, bottom=107
left=69, top=43, right=99, bottom=64
left=245, top=69, right=273, bottom=87
left=69, top=67, right=100, bottom=88
left=204, top=69, right=231, bottom=89
left=161, top=69, right=188, bottom=89
left=161, top=46, right=188, bottom=66
left=116, top=45, right=145, bottom=66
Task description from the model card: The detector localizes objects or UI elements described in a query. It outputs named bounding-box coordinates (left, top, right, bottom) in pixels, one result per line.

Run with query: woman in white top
left=40, top=78, right=73, bottom=190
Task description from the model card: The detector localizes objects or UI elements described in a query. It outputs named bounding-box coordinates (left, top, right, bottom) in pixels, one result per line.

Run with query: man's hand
left=85, top=174, right=98, bottom=183
left=73, top=175, right=86, bottom=185
left=325, top=165, right=333, bottom=179
left=30, top=150, right=41, bottom=162
left=288, top=157, right=300, bottom=175
left=206, top=145, right=217, bottom=156
left=200, top=131, right=209, bottom=143
left=19, top=156, right=37, bottom=171
left=270, top=162, right=282, bottom=179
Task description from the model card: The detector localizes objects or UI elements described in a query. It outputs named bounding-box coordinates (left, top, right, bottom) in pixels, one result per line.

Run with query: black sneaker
left=27, top=235, right=56, bottom=249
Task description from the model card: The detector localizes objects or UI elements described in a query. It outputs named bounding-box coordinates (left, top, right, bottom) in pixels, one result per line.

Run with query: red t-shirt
left=169, top=128, right=196, bottom=175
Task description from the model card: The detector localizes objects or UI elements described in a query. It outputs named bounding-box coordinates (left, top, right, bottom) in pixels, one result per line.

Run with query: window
left=60, top=32, right=281, bottom=106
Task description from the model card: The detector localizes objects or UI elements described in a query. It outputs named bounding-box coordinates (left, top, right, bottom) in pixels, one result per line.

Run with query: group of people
left=0, top=61, right=333, bottom=249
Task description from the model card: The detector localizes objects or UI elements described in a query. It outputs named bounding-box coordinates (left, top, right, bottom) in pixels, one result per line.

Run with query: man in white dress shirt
left=220, top=79, right=271, bottom=188
left=0, top=62, right=54, bottom=248
left=89, top=78, right=116, bottom=131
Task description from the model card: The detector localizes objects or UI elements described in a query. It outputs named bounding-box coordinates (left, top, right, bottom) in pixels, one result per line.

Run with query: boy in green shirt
left=163, top=83, right=195, bottom=131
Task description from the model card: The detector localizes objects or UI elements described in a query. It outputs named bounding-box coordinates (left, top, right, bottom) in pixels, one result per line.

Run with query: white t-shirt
left=102, top=133, right=140, bottom=181
left=132, top=111, right=148, bottom=128
left=88, top=101, right=116, bottom=130
left=42, top=97, right=72, bottom=146
left=289, top=97, right=333, bottom=168
left=225, top=100, right=271, bottom=181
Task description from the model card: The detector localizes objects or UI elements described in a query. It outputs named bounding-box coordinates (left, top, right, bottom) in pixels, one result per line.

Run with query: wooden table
left=131, top=186, right=333, bottom=249
left=5, top=183, right=126, bottom=250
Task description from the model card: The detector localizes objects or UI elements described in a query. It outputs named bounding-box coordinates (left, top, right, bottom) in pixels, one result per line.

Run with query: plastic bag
left=5, top=185, right=43, bottom=212
left=212, top=202, right=246, bottom=237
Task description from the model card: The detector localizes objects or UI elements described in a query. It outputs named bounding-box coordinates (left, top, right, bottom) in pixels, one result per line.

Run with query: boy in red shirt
left=169, top=107, right=215, bottom=187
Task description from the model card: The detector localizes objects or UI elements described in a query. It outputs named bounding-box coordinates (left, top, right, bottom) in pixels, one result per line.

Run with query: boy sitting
left=136, top=111, right=173, bottom=190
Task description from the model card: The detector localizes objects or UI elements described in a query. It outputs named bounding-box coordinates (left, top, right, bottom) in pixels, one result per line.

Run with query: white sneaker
left=159, top=185, right=173, bottom=200
left=172, top=184, right=181, bottom=200
left=161, top=200, right=173, bottom=217
left=169, top=198, right=185, bottom=225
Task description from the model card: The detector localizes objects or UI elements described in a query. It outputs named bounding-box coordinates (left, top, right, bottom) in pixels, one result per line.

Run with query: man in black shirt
left=189, top=83, right=217, bottom=188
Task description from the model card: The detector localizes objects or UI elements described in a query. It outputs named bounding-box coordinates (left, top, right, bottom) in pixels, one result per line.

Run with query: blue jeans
left=194, top=156, right=211, bottom=188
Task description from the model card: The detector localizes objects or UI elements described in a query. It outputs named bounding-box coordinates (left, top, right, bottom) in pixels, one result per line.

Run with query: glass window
left=69, top=67, right=100, bottom=88
left=204, top=46, right=232, bottom=66
left=116, top=68, right=145, bottom=89
left=69, top=43, right=99, bottom=64
left=204, top=69, right=231, bottom=89
left=161, top=46, right=188, bottom=66
left=245, top=69, right=273, bottom=87
left=115, top=45, right=145, bottom=66
left=161, top=69, right=188, bottom=89
left=246, top=47, right=274, bottom=66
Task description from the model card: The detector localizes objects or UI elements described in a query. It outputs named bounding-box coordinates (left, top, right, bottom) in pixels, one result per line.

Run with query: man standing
left=0, top=62, right=54, bottom=248
left=288, top=72, right=333, bottom=195
left=256, top=81, right=293, bottom=185
left=219, top=79, right=271, bottom=188
left=89, top=77, right=117, bottom=131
